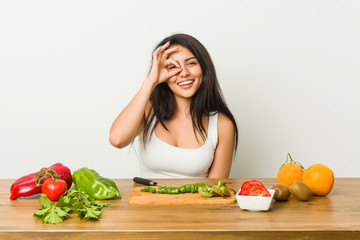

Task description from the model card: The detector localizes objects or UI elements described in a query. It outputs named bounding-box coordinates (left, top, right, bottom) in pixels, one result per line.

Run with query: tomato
left=241, top=180, right=264, bottom=188
left=42, top=178, right=68, bottom=201
left=239, top=180, right=265, bottom=195
left=247, top=185, right=271, bottom=197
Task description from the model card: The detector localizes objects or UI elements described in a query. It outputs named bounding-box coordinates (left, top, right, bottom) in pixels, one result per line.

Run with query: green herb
left=33, top=194, right=69, bottom=224
left=33, top=189, right=110, bottom=224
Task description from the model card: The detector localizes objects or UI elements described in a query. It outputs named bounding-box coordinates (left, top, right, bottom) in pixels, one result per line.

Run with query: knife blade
left=133, top=177, right=166, bottom=186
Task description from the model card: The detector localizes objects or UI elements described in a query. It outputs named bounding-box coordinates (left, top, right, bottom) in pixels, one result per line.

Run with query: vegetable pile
left=10, top=164, right=121, bottom=224
left=140, top=180, right=236, bottom=198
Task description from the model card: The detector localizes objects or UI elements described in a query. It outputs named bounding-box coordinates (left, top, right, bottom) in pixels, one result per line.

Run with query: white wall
left=1, top=0, right=359, bottom=179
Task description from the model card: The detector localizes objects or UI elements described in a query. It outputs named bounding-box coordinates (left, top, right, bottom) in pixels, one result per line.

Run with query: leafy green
left=33, top=189, right=110, bottom=224
left=42, top=205, right=68, bottom=224
left=33, top=194, right=69, bottom=224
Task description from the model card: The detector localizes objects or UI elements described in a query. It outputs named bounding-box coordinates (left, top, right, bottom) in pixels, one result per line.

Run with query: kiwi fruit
left=272, top=183, right=290, bottom=201
left=289, top=180, right=312, bottom=201
left=210, top=186, right=230, bottom=197
left=210, top=187, right=222, bottom=197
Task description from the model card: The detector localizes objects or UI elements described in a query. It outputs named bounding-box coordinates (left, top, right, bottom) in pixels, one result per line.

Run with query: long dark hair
left=143, top=33, right=238, bottom=151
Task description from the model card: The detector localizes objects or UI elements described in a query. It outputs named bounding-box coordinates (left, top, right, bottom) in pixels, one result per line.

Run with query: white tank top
left=138, top=113, right=218, bottom=178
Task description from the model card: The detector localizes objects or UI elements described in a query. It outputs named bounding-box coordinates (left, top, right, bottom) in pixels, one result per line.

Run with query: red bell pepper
left=10, top=163, right=72, bottom=200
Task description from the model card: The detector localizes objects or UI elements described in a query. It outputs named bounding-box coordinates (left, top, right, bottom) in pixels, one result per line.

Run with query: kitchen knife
left=133, top=177, right=166, bottom=186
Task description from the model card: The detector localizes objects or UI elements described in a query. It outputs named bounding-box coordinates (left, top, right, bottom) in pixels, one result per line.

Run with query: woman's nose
left=179, top=66, right=190, bottom=77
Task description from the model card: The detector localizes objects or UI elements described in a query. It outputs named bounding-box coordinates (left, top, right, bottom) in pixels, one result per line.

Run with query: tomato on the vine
left=42, top=178, right=67, bottom=201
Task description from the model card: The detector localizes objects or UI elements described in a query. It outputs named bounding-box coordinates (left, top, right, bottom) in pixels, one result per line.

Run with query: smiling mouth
left=177, top=80, right=194, bottom=86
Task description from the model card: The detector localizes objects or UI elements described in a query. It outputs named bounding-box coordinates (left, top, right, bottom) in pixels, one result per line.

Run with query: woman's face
left=166, top=45, right=203, bottom=100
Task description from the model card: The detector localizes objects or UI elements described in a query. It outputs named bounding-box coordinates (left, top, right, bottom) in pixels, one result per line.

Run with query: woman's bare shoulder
left=217, top=112, right=235, bottom=131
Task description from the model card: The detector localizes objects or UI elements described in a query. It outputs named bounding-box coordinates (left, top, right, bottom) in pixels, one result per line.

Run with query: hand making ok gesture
left=147, top=41, right=183, bottom=86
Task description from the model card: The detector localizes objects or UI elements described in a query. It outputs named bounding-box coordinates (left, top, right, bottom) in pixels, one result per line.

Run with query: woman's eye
left=188, top=61, right=197, bottom=66
left=168, top=65, right=176, bottom=70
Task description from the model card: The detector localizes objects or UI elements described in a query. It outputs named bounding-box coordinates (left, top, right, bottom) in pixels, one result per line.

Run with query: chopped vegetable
left=247, top=185, right=271, bottom=197
left=140, top=186, right=156, bottom=193
left=217, top=180, right=236, bottom=194
left=239, top=180, right=271, bottom=197
left=139, top=180, right=235, bottom=198
left=239, top=180, right=264, bottom=195
left=140, top=183, right=208, bottom=194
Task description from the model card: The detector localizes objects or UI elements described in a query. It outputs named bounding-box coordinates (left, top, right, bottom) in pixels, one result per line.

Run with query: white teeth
left=178, top=80, right=194, bottom=86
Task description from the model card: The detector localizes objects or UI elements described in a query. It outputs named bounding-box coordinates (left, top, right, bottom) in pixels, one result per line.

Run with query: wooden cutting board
left=128, top=186, right=236, bottom=205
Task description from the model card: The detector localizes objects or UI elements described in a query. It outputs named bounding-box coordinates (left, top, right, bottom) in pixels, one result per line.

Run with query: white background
left=1, top=0, right=359, bottom=179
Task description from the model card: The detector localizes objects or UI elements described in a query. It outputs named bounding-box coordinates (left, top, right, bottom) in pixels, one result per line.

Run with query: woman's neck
left=174, top=97, right=192, bottom=119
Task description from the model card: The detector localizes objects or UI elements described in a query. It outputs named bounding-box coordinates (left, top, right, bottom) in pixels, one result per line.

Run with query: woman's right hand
left=147, top=41, right=182, bottom=86
left=109, top=42, right=182, bottom=149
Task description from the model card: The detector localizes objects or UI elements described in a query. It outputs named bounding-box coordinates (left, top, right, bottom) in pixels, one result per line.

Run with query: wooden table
left=1, top=178, right=359, bottom=240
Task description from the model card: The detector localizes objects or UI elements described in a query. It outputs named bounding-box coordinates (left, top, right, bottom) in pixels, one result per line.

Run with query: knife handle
left=133, top=177, right=158, bottom=186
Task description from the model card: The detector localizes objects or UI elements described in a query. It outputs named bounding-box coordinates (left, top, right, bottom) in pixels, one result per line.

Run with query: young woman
left=109, top=33, right=238, bottom=178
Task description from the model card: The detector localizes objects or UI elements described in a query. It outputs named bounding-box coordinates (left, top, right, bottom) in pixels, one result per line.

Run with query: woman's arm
left=109, top=82, right=154, bottom=148
left=208, top=113, right=236, bottom=178
left=109, top=42, right=181, bottom=148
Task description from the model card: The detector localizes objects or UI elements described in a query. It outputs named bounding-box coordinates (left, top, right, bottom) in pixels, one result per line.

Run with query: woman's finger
left=162, top=45, right=178, bottom=59
left=168, top=67, right=182, bottom=78
left=153, top=46, right=162, bottom=59
left=164, top=58, right=180, bottom=70
left=154, top=41, right=169, bottom=55
left=153, top=41, right=172, bottom=61
left=155, top=41, right=170, bottom=57
left=160, top=41, right=170, bottom=52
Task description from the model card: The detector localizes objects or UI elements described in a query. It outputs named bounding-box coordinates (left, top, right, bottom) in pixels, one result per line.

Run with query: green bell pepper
left=72, top=167, right=121, bottom=199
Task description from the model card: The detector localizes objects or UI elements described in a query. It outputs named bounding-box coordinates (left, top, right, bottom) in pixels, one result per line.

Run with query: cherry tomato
left=42, top=178, right=67, bottom=201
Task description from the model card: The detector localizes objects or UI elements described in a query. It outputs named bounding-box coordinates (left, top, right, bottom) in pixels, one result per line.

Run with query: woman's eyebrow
left=185, top=56, right=196, bottom=62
